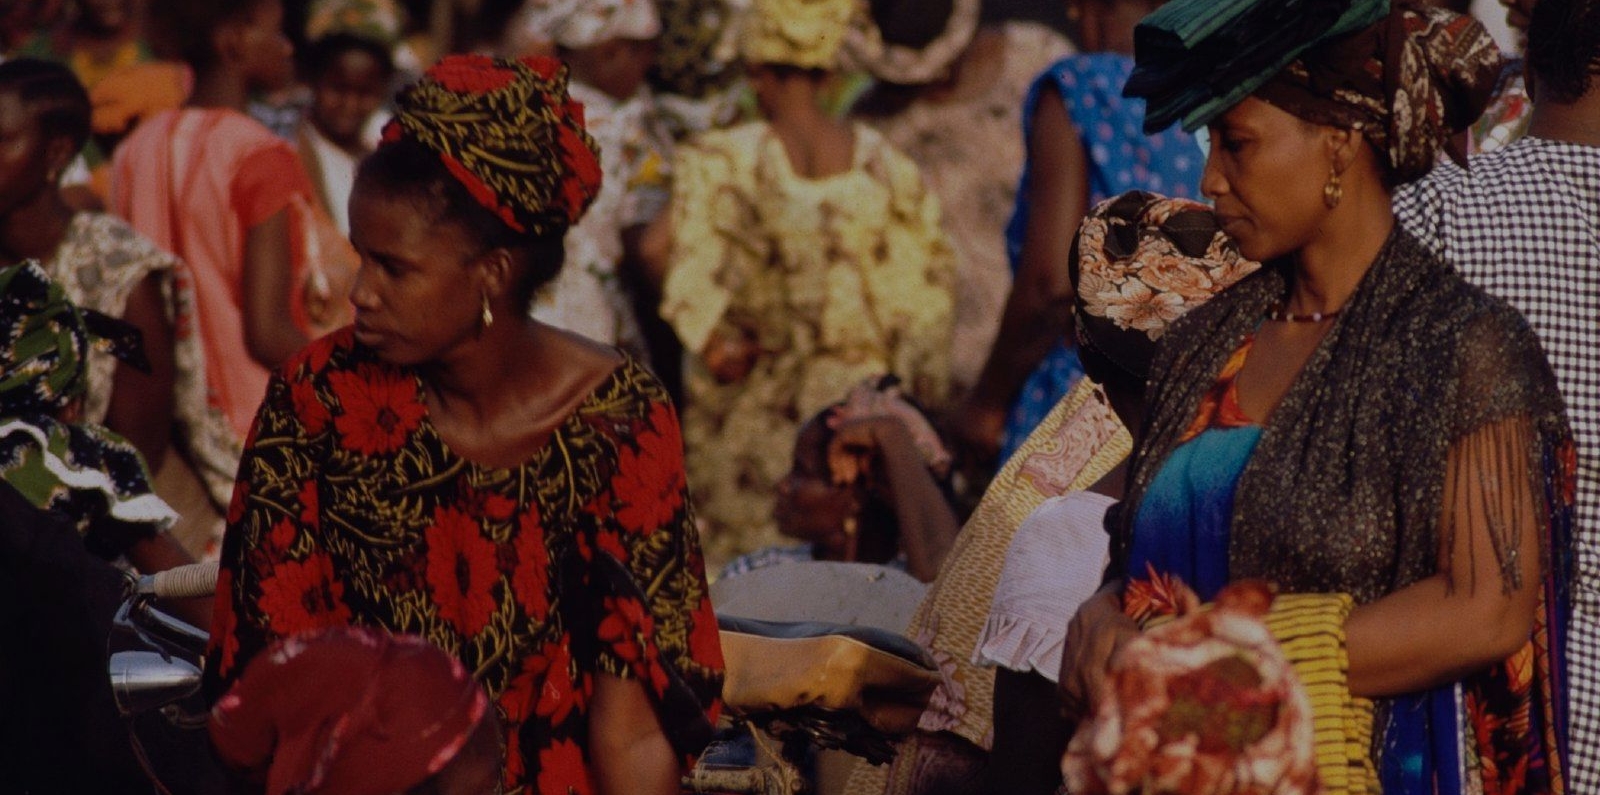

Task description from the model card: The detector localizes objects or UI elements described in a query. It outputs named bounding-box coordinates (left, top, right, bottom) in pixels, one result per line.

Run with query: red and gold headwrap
left=1254, top=3, right=1504, bottom=184
left=382, top=54, right=603, bottom=235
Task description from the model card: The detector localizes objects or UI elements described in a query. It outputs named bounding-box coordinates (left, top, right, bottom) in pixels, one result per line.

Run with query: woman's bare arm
left=829, top=416, right=961, bottom=581
left=1345, top=417, right=1544, bottom=697
left=241, top=210, right=309, bottom=367
left=105, top=272, right=175, bottom=470
left=589, top=672, right=679, bottom=795
left=955, top=91, right=1090, bottom=463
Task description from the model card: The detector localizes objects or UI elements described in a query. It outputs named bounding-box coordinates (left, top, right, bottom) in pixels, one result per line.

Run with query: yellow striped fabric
left=1263, top=593, right=1376, bottom=795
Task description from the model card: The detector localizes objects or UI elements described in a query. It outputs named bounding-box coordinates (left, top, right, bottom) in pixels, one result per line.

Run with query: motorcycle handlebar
left=138, top=561, right=219, bottom=600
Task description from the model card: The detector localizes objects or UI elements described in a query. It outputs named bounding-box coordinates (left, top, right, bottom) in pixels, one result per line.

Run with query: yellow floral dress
left=663, top=121, right=954, bottom=568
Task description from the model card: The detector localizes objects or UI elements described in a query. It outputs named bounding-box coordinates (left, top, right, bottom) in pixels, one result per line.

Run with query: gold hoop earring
left=480, top=292, right=494, bottom=328
left=1323, top=168, right=1343, bottom=209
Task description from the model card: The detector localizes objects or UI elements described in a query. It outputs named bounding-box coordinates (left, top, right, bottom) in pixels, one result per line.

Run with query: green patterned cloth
left=0, top=262, right=173, bottom=547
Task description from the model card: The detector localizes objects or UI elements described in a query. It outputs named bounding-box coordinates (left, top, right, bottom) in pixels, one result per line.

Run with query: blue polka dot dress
left=998, top=53, right=1205, bottom=461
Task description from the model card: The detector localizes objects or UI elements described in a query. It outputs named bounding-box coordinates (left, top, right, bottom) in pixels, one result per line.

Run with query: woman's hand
left=826, top=416, right=907, bottom=491
left=949, top=393, right=1009, bottom=469
left=1058, top=584, right=1140, bottom=722
left=703, top=328, right=760, bottom=384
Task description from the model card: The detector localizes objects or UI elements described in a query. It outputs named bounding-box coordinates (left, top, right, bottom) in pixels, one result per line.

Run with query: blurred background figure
left=0, top=260, right=202, bottom=792
left=657, top=0, right=955, bottom=571
left=294, top=31, right=395, bottom=237
left=721, top=376, right=962, bottom=583
left=211, top=627, right=503, bottom=795
left=954, top=0, right=1203, bottom=471
left=0, top=58, right=240, bottom=557
left=114, top=0, right=343, bottom=447
left=645, top=0, right=748, bottom=138
left=848, top=0, right=1071, bottom=411
left=15, top=0, right=154, bottom=94
left=514, top=0, right=677, bottom=373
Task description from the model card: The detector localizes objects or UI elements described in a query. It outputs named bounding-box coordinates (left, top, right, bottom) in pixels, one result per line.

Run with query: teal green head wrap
left=1124, top=0, right=1389, bottom=133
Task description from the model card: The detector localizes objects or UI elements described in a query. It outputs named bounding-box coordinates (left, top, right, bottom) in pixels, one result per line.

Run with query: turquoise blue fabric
left=999, top=54, right=1205, bottom=461
left=1127, top=424, right=1261, bottom=600
left=1127, top=415, right=1472, bottom=795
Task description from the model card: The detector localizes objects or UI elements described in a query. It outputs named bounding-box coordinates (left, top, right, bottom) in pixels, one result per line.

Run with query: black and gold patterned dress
left=204, top=329, right=724, bottom=794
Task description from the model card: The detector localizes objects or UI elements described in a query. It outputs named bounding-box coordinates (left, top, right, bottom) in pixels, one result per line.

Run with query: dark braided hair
left=0, top=59, right=90, bottom=152
left=1527, top=0, right=1600, bottom=103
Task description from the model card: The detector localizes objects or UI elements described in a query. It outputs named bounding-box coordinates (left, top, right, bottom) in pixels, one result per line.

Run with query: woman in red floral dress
left=203, top=55, right=725, bottom=795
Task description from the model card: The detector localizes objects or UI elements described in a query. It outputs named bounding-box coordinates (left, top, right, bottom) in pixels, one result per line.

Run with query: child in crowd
left=295, top=31, right=395, bottom=236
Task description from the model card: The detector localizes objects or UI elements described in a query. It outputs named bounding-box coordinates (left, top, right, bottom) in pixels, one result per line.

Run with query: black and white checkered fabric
left=1396, top=136, right=1600, bottom=790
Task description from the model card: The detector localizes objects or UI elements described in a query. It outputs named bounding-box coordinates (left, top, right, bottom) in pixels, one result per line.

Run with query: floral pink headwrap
left=1070, top=191, right=1259, bottom=382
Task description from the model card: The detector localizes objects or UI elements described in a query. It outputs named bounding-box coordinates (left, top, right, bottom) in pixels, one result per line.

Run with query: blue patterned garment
left=999, top=54, right=1205, bottom=461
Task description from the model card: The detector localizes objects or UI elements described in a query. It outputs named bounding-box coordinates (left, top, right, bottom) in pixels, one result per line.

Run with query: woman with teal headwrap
left=1058, top=3, right=1573, bottom=794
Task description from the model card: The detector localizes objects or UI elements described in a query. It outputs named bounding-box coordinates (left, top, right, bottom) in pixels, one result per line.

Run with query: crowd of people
left=0, top=0, right=1596, bottom=793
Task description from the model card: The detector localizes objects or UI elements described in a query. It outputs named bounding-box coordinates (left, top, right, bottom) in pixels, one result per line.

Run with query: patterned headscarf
left=738, top=0, right=855, bottom=69
left=1070, top=191, right=1259, bottom=382
left=304, top=0, right=405, bottom=45
left=829, top=375, right=954, bottom=478
left=514, top=0, right=662, bottom=49
left=841, top=0, right=980, bottom=85
left=1254, top=4, right=1504, bottom=183
left=0, top=262, right=173, bottom=538
left=383, top=55, right=602, bottom=235
left=210, top=628, right=492, bottom=795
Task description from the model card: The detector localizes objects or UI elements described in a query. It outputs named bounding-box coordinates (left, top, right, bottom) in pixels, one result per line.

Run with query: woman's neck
left=1527, top=93, right=1600, bottom=148
left=0, top=190, right=74, bottom=267
left=421, top=318, right=539, bottom=423
left=765, top=84, right=834, bottom=133
left=188, top=69, right=251, bottom=111
left=1287, top=182, right=1395, bottom=315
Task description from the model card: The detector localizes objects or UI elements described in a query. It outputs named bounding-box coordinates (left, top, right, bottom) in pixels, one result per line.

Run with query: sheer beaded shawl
left=1109, top=226, right=1574, bottom=603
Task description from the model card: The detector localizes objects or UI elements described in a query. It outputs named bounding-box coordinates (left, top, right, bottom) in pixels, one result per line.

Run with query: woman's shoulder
left=276, top=328, right=393, bottom=387
left=579, top=350, right=674, bottom=420
left=66, top=212, right=178, bottom=266
left=1035, top=52, right=1134, bottom=96
left=1388, top=228, right=1531, bottom=336
left=682, top=121, right=767, bottom=159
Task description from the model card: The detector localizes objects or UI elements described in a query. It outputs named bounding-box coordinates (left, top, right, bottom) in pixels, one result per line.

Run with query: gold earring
left=480, top=292, right=494, bottom=328
left=1323, top=168, right=1343, bottom=209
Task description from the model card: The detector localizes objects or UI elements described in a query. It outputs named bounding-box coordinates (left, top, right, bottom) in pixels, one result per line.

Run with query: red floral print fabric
left=204, top=330, right=724, bottom=794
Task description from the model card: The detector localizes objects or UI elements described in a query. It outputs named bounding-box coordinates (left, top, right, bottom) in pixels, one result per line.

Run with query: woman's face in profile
left=0, top=91, right=55, bottom=219
left=1201, top=97, right=1333, bottom=262
left=347, top=183, right=486, bottom=366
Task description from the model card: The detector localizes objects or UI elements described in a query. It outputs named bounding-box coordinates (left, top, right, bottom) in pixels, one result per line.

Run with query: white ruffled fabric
left=972, top=491, right=1114, bottom=682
